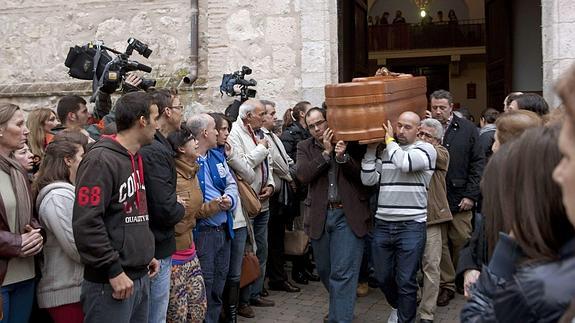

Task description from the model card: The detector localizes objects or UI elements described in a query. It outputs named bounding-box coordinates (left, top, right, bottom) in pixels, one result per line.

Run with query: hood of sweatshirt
left=36, top=181, right=75, bottom=210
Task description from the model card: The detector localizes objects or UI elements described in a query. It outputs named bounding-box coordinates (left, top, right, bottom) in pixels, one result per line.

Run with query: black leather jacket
left=462, top=236, right=575, bottom=322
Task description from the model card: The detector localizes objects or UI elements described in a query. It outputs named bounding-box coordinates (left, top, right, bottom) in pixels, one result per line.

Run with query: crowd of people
left=0, top=63, right=575, bottom=323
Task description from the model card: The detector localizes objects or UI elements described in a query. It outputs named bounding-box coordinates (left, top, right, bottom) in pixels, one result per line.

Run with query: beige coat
left=427, top=145, right=453, bottom=225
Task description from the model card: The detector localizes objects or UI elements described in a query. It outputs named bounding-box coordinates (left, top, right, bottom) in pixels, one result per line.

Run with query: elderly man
left=430, top=90, right=484, bottom=306
left=362, top=111, right=437, bottom=323
left=227, top=99, right=276, bottom=316
left=260, top=100, right=301, bottom=293
left=417, top=118, right=452, bottom=323
left=186, top=113, right=239, bottom=323
left=296, top=107, right=371, bottom=323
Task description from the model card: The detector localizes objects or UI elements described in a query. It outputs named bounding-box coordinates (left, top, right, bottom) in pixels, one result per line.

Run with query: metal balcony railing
left=368, top=19, right=486, bottom=51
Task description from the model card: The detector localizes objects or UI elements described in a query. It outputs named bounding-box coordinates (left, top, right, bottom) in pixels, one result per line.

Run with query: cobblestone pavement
left=239, top=280, right=465, bottom=323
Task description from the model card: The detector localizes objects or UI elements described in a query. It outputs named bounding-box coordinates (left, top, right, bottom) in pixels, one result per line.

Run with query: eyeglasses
left=418, top=131, right=436, bottom=140
left=308, top=119, right=327, bottom=131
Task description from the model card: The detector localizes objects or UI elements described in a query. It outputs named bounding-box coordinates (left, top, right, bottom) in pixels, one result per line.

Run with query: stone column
left=299, top=0, right=339, bottom=107
left=542, top=0, right=575, bottom=108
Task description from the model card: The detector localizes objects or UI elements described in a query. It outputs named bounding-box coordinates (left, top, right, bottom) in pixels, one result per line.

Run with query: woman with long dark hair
left=35, top=138, right=87, bottom=323
left=0, top=103, right=43, bottom=323
left=461, top=126, right=575, bottom=321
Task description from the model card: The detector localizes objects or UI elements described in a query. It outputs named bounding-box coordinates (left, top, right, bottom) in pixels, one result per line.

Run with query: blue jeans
left=240, top=210, right=270, bottom=302
left=0, top=278, right=35, bottom=323
left=194, top=229, right=231, bottom=323
left=311, top=208, right=364, bottom=323
left=148, top=256, right=171, bottom=323
left=82, top=275, right=150, bottom=323
left=227, top=227, right=247, bottom=283
left=372, top=219, right=426, bottom=323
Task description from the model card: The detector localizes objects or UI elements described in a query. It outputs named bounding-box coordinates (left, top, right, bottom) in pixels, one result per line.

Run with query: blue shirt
left=196, top=152, right=238, bottom=227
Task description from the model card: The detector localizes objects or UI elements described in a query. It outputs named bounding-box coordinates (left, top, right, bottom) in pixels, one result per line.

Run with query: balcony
left=368, top=19, right=486, bottom=51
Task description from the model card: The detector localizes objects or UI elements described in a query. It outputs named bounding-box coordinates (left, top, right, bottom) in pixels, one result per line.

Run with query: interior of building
left=338, top=0, right=543, bottom=120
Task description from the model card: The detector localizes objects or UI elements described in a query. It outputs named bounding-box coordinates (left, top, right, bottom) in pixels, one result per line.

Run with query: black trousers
left=267, top=193, right=288, bottom=284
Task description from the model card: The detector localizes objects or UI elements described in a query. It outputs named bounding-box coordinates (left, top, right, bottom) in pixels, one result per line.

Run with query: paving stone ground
left=239, top=280, right=465, bottom=323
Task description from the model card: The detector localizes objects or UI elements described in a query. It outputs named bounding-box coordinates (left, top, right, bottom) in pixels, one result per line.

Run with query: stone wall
left=542, top=0, right=575, bottom=108
left=0, top=0, right=339, bottom=117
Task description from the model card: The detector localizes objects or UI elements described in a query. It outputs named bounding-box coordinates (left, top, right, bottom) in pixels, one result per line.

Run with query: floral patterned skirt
left=167, top=254, right=207, bottom=323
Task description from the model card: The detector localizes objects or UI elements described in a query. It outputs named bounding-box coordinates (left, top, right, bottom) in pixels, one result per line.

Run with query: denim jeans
left=227, top=227, right=248, bottom=283
left=241, top=210, right=269, bottom=301
left=311, top=208, right=364, bottom=323
left=0, top=278, right=35, bottom=323
left=194, top=229, right=231, bottom=323
left=81, top=275, right=150, bottom=323
left=149, top=256, right=171, bottom=323
left=372, top=219, right=426, bottom=323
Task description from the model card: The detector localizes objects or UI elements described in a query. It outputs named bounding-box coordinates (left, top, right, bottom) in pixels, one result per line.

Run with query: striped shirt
left=361, top=140, right=436, bottom=222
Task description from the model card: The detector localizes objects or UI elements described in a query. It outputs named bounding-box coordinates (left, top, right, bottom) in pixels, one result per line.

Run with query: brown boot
left=237, top=304, right=255, bottom=318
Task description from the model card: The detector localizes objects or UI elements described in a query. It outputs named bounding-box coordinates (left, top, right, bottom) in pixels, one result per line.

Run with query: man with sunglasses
left=139, top=88, right=187, bottom=323
left=361, top=111, right=437, bottom=323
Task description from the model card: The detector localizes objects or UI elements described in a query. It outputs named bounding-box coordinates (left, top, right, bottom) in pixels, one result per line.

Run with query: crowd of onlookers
left=0, top=62, right=575, bottom=323
left=368, top=9, right=459, bottom=26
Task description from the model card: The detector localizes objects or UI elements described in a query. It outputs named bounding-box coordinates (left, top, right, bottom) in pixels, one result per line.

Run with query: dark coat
left=280, top=122, right=310, bottom=163
left=442, top=115, right=484, bottom=213
left=462, top=236, right=575, bottom=322
left=295, top=138, right=371, bottom=240
left=140, top=131, right=185, bottom=259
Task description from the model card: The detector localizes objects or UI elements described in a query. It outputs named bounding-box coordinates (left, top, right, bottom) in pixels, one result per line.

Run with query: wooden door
left=485, top=0, right=512, bottom=110
left=338, top=0, right=369, bottom=82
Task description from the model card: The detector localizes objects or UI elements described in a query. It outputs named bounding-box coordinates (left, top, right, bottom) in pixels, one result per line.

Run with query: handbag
left=284, top=230, right=309, bottom=256
left=240, top=252, right=261, bottom=288
left=236, top=175, right=262, bottom=218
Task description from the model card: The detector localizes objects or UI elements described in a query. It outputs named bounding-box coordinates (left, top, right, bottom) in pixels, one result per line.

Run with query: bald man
left=361, top=111, right=437, bottom=323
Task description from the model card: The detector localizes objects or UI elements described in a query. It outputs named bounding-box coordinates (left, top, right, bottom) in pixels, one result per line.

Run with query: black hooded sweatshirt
left=73, top=136, right=155, bottom=283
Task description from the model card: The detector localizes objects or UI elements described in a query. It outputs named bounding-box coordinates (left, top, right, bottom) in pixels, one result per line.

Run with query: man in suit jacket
left=430, top=90, right=485, bottom=306
left=295, top=108, right=371, bottom=323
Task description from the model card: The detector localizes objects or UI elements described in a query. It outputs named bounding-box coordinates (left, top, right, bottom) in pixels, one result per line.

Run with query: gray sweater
left=36, top=182, right=83, bottom=308
left=361, top=140, right=436, bottom=222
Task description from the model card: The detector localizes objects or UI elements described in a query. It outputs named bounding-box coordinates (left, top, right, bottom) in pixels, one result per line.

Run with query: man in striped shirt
left=361, top=111, right=436, bottom=323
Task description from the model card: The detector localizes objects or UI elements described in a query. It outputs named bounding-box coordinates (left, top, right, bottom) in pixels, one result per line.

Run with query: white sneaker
left=387, top=308, right=398, bottom=323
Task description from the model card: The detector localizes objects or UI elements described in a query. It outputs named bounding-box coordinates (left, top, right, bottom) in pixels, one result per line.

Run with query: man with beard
left=362, top=111, right=436, bottom=323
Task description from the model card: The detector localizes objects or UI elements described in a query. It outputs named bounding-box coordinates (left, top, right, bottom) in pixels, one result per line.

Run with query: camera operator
left=93, top=73, right=147, bottom=135
left=222, top=66, right=257, bottom=122
left=224, top=85, right=245, bottom=122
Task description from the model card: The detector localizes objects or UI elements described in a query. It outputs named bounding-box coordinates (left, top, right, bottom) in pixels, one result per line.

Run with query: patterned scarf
left=0, top=153, right=32, bottom=233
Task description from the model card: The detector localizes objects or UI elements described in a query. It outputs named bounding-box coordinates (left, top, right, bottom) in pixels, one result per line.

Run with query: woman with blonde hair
left=26, top=108, right=58, bottom=161
left=0, top=103, right=44, bottom=323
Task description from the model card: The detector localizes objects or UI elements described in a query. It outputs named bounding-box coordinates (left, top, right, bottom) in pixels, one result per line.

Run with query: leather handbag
left=236, top=175, right=262, bottom=218
left=240, top=252, right=261, bottom=288
left=284, top=230, right=309, bottom=256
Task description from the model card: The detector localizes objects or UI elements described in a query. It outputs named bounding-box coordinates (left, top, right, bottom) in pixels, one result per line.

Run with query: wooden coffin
left=324, top=75, right=427, bottom=143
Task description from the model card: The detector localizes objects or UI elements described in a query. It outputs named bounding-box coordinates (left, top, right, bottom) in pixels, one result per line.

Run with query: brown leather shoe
left=356, top=282, right=369, bottom=297
left=250, top=296, right=275, bottom=307
left=269, top=281, right=301, bottom=293
left=436, top=288, right=455, bottom=307
left=237, top=304, right=255, bottom=318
